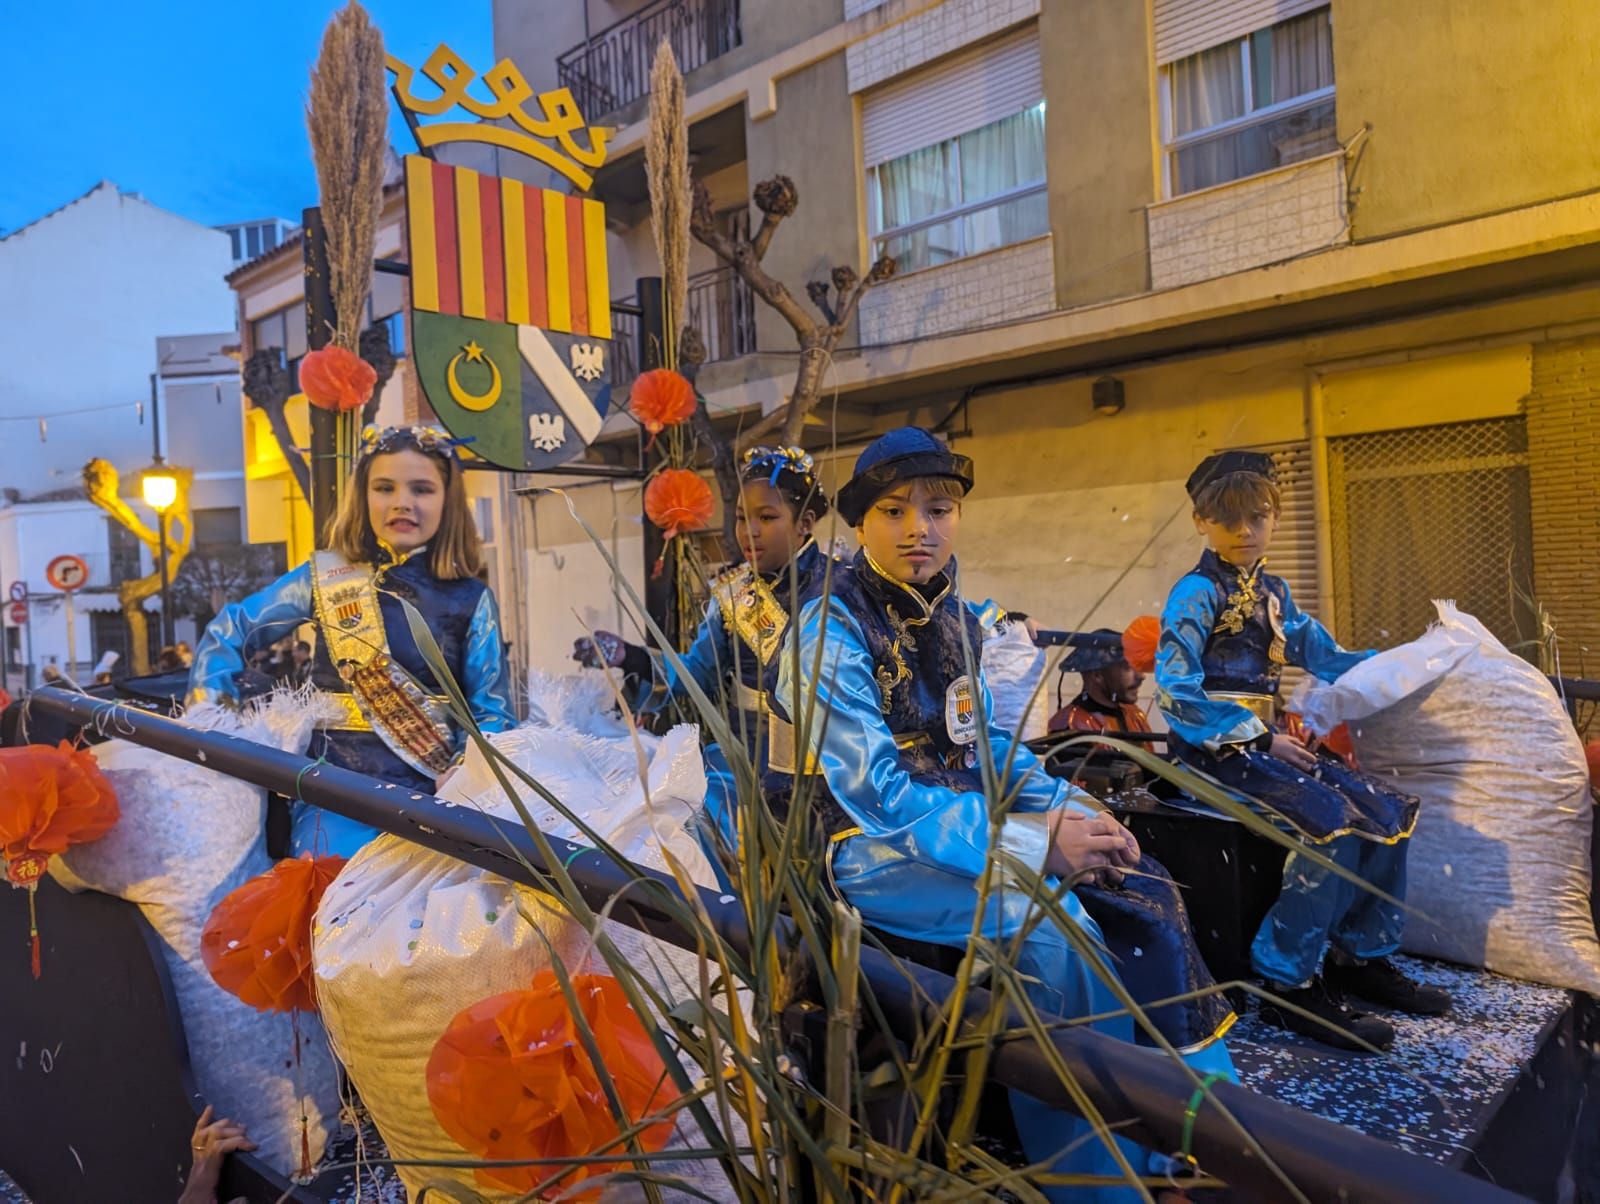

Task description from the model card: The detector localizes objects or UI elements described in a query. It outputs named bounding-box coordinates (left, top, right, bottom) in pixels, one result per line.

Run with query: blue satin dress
left=632, top=541, right=834, bottom=884
left=777, top=551, right=1235, bottom=1202
left=188, top=547, right=517, bottom=858
left=1156, top=549, right=1419, bottom=987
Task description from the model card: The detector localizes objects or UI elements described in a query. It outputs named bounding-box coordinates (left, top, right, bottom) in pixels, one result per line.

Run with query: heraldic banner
left=405, top=156, right=613, bottom=471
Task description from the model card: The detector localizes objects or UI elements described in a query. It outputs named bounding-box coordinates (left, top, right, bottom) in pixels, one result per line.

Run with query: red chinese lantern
left=1121, top=614, right=1160, bottom=675
left=299, top=345, right=377, bottom=413
left=0, top=742, right=120, bottom=977
left=201, top=853, right=346, bottom=1014
left=644, top=469, right=715, bottom=542
left=628, top=369, right=696, bottom=445
left=426, top=971, right=676, bottom=1198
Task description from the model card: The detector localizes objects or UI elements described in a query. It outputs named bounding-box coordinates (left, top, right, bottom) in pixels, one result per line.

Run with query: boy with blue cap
left=776, top=427, right=1235, bottom=1201
left=1156, top=450, right=1449, bottom=1052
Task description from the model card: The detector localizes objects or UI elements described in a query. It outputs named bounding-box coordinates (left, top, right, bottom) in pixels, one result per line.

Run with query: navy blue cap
left=1185, top=450, right=1277, bottom=501
left=836, top=427, right=974, bottom=525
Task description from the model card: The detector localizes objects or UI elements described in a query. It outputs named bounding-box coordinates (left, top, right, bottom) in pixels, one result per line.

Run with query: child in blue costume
left=188, top=425, right=517, bottom=858
left=1157, top=450, right=1450, bottom=1052
left=573, top=447, right=835, bottom=873
left=776, top=428, right=1235, bottom=1202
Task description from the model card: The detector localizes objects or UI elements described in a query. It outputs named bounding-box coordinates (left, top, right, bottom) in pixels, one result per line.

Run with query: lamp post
left=141, top=458, right=179, bottom=649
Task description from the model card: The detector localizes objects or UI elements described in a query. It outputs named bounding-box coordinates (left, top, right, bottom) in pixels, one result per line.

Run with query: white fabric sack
left=982, top=617, right=1050, bottom=742
left=1294, top=601, right=1600, bottom=993
left=314, top=679, right=739, bottom=1203
left=49, top=692, right=343, bottom=1175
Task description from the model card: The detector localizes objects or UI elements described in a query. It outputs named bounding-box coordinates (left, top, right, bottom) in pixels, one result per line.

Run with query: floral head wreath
left=741, top=445, right=830, bottom=517
left=358, top=424, right=475, bottom=462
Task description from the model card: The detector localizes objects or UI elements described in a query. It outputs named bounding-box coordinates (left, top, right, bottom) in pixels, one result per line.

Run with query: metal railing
left=21, top=686, right=1530, bottom=1204
left=557, top=0, right=742, bottom=120
left=612, top=265, right=755, bottom=385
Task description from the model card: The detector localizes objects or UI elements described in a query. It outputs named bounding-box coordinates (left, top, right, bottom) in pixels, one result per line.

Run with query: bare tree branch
left=242, top=350, right=312, bottom=501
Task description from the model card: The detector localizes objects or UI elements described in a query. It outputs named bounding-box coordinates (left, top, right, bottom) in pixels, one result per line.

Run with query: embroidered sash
left=310, top=550, right=456, bottom=778
left=709, top=563, right=787, bottom=665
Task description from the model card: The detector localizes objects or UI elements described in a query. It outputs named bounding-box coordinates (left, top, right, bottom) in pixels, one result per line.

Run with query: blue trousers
left=832, top=838, right=1236, bottom=1202
left=1252, top=833, right=1408, bottom=987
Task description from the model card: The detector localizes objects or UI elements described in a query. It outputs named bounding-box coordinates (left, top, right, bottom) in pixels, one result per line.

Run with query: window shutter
left=1154, top=0, right=1328, bottom=65
left=860, top=25, right=1042, bottom=167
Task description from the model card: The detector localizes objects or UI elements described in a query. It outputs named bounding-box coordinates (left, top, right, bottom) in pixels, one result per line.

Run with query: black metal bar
left=372, top=258, right=411, bottom=277
left=636, top=277, right=677, bottom=647
left=1034, top=628, right=1124, bottom=650
left=22, top=687, right=1530, bottom=1204
left=610, top=302, right=645, bottom=318
left=1551, top=675, right=1600, bottom=703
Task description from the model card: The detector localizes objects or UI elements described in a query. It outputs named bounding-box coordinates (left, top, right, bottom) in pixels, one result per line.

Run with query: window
left=869, top=103, right=1048, bottom=273
left=227, top=228, right=242, bottom=260
left=1164, top=6, right=1336, bottom=196
left=192, top=507, right=242, bottom=552
left=861, top=25, right=1046, bottom=274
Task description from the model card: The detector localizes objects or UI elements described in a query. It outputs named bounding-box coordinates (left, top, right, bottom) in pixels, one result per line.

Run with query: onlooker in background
left=175, top=641, right=194, bottom=668
left=157, top=646, right=187, bottom=673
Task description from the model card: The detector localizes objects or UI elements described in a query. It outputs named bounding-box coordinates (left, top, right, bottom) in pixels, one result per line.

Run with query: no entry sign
left=7, top=601, right=27, bottom=625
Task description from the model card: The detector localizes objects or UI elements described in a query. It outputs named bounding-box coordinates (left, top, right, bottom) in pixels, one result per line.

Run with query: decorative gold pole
left=83, top=458, right=193, bottom=675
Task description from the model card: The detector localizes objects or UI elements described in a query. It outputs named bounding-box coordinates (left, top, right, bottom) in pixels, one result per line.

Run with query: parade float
left=1, top=5, right=1596, bottom=1203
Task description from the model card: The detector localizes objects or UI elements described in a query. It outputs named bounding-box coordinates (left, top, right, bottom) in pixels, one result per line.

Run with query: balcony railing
left=557, top=0, right=742, bottom=120
left=611, top=265, right=757, bottom=385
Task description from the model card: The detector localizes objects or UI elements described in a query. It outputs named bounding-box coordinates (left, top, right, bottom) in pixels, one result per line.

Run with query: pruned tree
left=171, top=543, right=283, bottom=628
left=689, top=175, right=896, bottom=448
left=240, top=323, right=398, bottom=504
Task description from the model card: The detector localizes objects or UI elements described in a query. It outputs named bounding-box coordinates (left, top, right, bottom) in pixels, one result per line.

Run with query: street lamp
left=141, top=457, right=179, bottom=649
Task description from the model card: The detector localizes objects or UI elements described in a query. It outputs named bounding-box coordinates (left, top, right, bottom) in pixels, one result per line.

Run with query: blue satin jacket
left=1156, top=549, right=1370, bottom=752
left=776, top=551, right=1098, bottom=885
left=643, top=540, right=833, bottom=767
left=188, top=549, right=517, bottom=790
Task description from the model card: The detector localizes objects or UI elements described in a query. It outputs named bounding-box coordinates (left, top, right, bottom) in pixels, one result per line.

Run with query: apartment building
left=492, top=0, right=1600, bottom=681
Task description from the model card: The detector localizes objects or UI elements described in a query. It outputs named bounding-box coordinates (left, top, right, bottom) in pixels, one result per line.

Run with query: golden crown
left=386, top=45, right=611, bottom=191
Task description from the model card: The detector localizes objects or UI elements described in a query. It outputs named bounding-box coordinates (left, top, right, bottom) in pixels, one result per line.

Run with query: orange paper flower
left=1121, top=615, right=1160, bottom=675
left=644, top=468, right=714, bottom=541
left=299, top=345, right=377, bottom=413
left=426, top=971, right=676, bottom=1198
left=629, top=369, right=696, bottom=440
left=0, top=742, right=120, bottom=888
left=201, top=853, right=346, bottom=1013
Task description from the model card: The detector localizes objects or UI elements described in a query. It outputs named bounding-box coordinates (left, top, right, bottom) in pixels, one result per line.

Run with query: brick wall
left=858, top=236, right=1054, bottom=345
left=846, top=0, right=1039, bottom=92
left=1526, top=335, right=1600, bottom=682
left=1147, top=153, right=1349, bottom=291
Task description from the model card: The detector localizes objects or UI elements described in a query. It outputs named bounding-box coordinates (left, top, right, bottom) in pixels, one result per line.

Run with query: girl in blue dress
left=188, top=425, right=517, bottom=858
left=573, top=447, right=836, bottom=873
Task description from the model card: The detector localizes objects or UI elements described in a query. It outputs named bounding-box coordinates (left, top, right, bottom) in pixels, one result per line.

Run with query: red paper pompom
left=299, top=345, right=377, bottom=413
left=1121, top=615, right=1160, bottom=675
left=628, top=369, right=696, bottom=439
left=644, top=468, right=715, bottom=541
left=201, top=853, right=346, bottom=1013
left=0, top=742, right=120, bottom=887
left=426, top=971, right=676, bottom=1198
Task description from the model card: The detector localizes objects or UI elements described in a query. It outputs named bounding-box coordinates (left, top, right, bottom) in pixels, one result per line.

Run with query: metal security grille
left=1328, top=417, right=1536, bottom=654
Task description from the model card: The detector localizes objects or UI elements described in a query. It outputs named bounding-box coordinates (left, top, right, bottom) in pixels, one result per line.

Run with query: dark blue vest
left=805, top=550, right=986, bottom=793
left=309, top=551, right=487, bottom=791
left=1187, top=548, right=1291, bottom=697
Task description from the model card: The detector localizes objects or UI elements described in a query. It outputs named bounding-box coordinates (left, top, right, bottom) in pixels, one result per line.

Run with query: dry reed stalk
left=646, top=40, right=691, bottom=367
left=307, top=1, right=388, bottom=352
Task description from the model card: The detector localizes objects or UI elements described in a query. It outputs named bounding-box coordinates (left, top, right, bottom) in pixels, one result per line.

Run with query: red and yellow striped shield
left=405, top=157, right=610, bottom=339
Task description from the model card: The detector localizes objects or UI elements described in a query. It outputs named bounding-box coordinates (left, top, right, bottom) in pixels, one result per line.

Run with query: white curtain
left=1260, top=8, right=1334, bottom=106
left=1171, top=41, right=1244, bottom=136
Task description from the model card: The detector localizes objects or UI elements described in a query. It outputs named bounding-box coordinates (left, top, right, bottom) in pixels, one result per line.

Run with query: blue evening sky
left=0, top=1, right=492, bottom=235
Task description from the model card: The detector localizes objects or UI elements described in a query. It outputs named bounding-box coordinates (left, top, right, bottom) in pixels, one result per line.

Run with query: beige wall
left=744, top=50, right=863, bottom=352
left=1336, top=0, right=1600, bottom=240
left=1042, top=0, right=1157, bottom=306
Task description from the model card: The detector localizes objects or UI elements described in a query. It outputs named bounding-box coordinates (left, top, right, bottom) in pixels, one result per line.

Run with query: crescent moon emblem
left=446, top=347, right=503, bottom=412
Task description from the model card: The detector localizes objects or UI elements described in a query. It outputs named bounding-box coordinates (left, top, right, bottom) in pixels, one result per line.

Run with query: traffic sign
left=7, top=581, right=24, bottom=602
left=7, top=601, right=27, bottom=625
left=45, top=555, right=89, bottom=593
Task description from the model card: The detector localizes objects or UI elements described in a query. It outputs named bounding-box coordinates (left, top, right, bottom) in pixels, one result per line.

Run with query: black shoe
left=1325, top=956, right=1452, bottom=1016
left=1258, top=977, right=1396, bottom=1052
